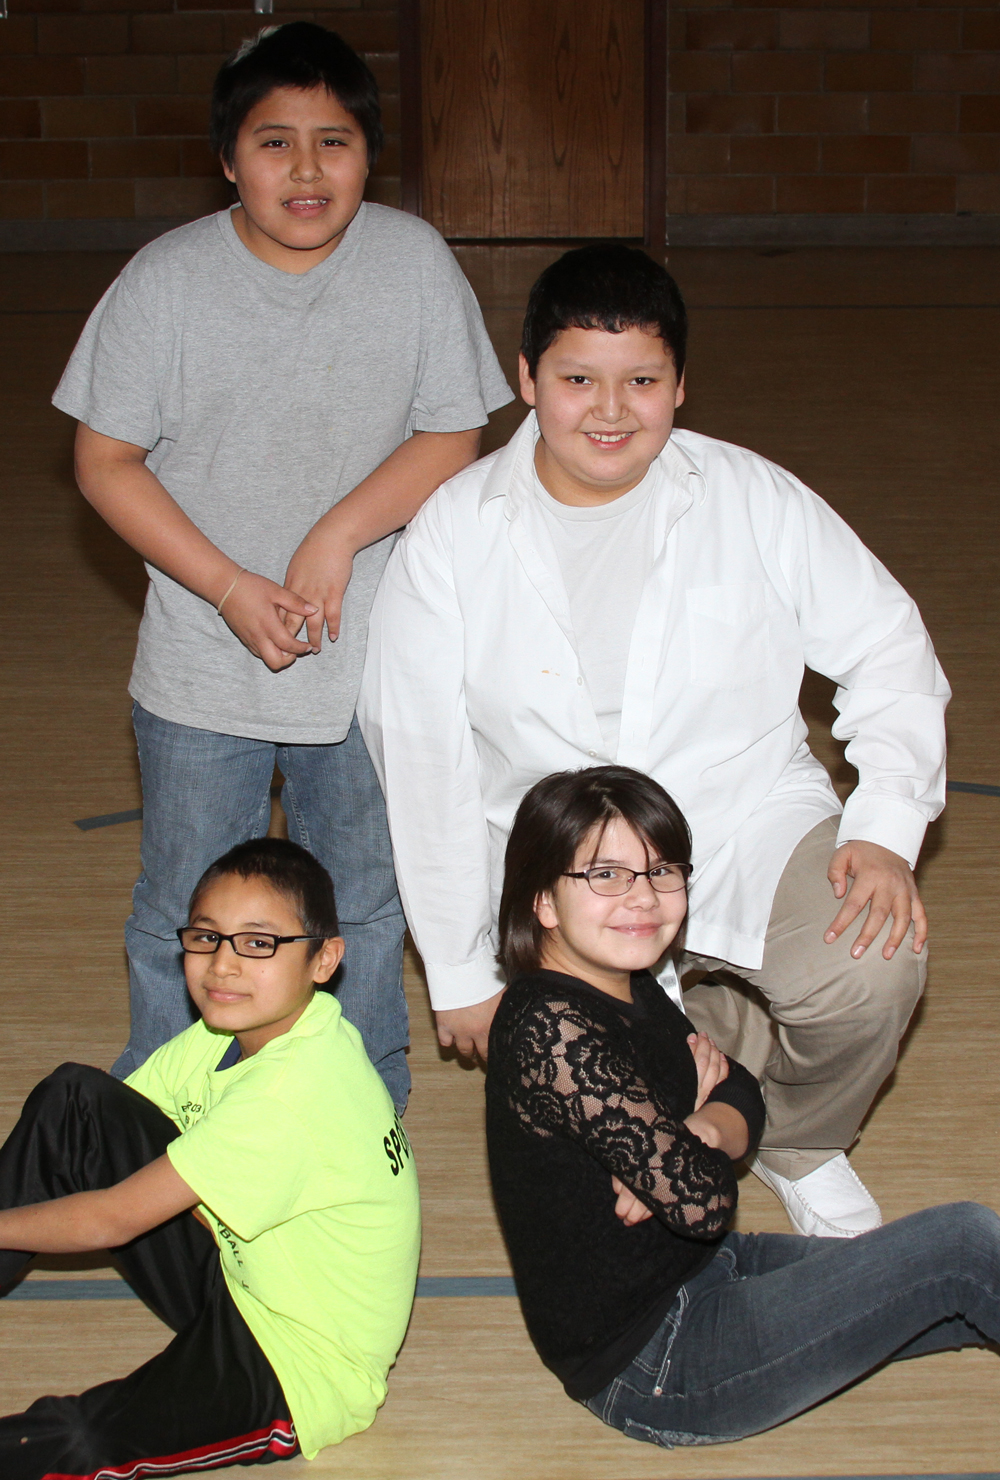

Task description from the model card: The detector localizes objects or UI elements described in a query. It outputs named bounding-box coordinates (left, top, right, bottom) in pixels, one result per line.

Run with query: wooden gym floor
left=1, top=243, right=999, bottom=1477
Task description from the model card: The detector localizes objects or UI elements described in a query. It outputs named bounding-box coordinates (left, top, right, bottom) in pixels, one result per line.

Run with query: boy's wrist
left=306, top=504, right=365, bottom=558
left=206, top=557, right=246, bottom=610
left=216, top=567, right=247, bottom=615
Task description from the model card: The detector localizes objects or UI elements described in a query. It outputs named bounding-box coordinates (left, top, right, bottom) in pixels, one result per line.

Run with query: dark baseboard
left=2, top=212, right=999, bottom=254
left=0, top=218, right=193, bottom=252
left=664, top=213, right=1000, bottom=247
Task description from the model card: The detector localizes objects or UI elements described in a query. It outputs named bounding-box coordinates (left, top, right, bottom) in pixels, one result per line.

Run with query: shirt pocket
left=686, top=582, right=770, bottom=689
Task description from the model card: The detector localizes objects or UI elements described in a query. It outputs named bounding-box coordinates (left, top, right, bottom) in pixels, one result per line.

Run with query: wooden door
left=409, top=0, right=649, bottom=240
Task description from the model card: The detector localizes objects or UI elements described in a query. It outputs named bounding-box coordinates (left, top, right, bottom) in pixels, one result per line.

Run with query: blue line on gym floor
left=4, top=1284, right=998, bottom=1479
left=71, top=779, right=1000, bottom=831
left=73, top=807, right=143, bottom=831
left=4, top=1275, right=517, bottom=1301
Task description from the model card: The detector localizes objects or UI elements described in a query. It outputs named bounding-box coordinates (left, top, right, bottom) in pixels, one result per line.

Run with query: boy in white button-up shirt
left=359, top=245, right=949, bottom=1238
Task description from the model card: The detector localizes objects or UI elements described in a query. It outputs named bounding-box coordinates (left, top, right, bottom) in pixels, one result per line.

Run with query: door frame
left=398, top=0, right=668, bottom=252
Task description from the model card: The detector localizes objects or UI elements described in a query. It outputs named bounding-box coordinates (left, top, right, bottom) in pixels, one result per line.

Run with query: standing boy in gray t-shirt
left=53, top=23, right=511, bottom=1109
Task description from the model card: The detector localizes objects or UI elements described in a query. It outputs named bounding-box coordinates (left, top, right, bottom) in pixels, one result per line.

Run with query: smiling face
left=183, top=873, right=344, bottom=1057
left=519, top=324, right=685, bottom=507
left=534, top=817, right=688, bottom=999
left=222, top=83, right=369, bottom=274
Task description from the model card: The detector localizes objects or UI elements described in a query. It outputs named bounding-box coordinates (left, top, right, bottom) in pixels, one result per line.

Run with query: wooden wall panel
left=421, top=0, right=644, bottom=239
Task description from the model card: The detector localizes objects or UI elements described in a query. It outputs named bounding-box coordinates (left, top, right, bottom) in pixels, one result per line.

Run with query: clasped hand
left=218, top=569, right=319, bottom=672
left=219, top=526, right=355, bottom=672
left=280, top=524, right=356, bottom=651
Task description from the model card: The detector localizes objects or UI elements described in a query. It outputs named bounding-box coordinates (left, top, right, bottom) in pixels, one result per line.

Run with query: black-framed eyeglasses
left=563, top=863, right=692, bottom=897
left=177, top=927, right=323, bottom=959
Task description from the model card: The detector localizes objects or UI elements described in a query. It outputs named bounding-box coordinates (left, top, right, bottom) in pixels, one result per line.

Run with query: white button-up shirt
left=359, top=413, right=949, bottom=1011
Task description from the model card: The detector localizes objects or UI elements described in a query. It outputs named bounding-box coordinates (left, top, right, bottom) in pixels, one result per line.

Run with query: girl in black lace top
left=486, top=766, right=1000, bottom=1447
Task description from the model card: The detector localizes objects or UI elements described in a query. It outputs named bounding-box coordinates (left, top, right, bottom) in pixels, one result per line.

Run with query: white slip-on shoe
left=751, top=1153, right=883, bottom=1238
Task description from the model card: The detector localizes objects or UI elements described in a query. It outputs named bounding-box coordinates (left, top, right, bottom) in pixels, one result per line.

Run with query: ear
left=534, top=890, right=559, bottom=931
left=674, top=371, right=686, bottom=410
left=222, top=156, right=237, bottom=185
left=518, top=353, right=537, bottom=408
left=312, top=936, right=345, bottom=985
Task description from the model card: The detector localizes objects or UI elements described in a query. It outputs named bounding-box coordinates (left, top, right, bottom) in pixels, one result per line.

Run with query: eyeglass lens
left=178, top=929, right=278, bottom=958
left=586, top=866, right=688, bottom=896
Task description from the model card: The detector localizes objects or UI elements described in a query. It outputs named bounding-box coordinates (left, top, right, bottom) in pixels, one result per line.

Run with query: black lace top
left=486, top=969, right=766, bottom=1400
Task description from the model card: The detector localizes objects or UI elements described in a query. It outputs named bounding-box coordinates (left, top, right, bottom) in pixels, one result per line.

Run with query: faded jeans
left=116, top=704, right=409, bottom=1110
left=584, top=1202, right=1000, bottom=1446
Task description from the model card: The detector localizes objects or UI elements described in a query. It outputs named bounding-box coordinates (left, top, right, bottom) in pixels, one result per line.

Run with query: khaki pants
left=682, top=817, right=926, bottom=1181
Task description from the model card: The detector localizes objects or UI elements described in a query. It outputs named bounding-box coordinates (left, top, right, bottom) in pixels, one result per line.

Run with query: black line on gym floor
left=72, top=780, right=1000, bottom=831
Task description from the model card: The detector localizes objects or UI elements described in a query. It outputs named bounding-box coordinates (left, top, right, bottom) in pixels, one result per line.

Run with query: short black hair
left=210, top=22, right=383, bottom=169
left=189, top=837, right=340, bottom=969
left=497, top=766, right=692, bottom=980
left=520, top=244, right=687, bottom=379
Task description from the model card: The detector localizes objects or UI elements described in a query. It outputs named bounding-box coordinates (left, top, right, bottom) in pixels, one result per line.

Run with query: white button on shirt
left=359, top=413, right=949, bottom=1012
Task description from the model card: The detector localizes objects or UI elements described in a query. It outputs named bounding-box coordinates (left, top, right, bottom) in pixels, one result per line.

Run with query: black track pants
left=0, top=1063, right=298, bottom=1478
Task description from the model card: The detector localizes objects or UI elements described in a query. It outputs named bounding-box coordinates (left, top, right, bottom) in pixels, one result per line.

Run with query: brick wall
left=2, top=2, right=997, bottom=231
left=0, top=1, right=399, bottom=226
left=668, top=2, right=1000, bottom=216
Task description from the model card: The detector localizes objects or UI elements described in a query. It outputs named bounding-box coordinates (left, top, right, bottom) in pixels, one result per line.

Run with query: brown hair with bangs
left=497, top=766, right=692, bottom=980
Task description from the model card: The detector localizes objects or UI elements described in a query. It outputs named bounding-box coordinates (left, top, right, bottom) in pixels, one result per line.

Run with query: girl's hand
left=683, top=1103, right=750, bottom=1159
left=687, top=1031, right=728, bottom=1111
left=611, top=1175, right=653, bottom=1226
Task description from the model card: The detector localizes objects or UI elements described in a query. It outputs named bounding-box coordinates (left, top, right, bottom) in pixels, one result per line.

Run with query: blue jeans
left=116, top=704, right=409, bottom=1110
left=584, top=1202, right=1000, bottom=1447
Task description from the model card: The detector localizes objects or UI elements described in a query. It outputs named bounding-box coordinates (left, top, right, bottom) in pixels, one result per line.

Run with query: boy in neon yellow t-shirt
left=0, top=838, right=419, bottom=1477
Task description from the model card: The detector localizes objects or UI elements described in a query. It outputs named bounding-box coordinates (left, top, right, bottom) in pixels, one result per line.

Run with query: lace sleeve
left=506, top=998, right=736, bottom=1240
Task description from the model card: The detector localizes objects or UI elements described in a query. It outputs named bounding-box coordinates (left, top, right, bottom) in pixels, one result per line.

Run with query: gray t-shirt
left=54, top=204, right=512, bottom=743
left=533, top=464, right=658, bottom=756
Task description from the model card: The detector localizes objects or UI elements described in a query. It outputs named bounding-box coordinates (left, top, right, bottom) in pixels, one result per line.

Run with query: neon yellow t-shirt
left=126, top=991, right=420, bottom=1459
